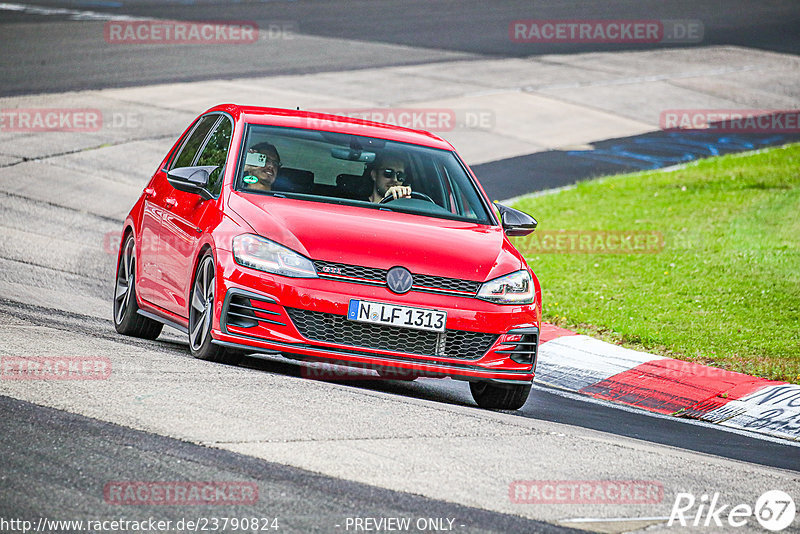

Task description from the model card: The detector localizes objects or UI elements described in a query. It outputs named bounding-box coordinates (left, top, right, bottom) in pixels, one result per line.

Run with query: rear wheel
left=189, top=253, right=242, bottom=365
left=113, top=234, right=163, bottom=339
left=469, top=381, right=531, bottom=410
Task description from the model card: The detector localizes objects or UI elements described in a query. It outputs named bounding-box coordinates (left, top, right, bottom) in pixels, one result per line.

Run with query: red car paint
left=117, top=104, right=541, bottom=402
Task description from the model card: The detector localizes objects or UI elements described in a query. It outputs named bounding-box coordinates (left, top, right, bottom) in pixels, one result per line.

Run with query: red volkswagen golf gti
left=114, top=104, right=540, bottom=410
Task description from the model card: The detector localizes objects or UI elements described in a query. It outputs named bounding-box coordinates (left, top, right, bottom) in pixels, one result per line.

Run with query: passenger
left=242, top=142, right=281, bottom=192
left=367, top=153, right=411, bottom=203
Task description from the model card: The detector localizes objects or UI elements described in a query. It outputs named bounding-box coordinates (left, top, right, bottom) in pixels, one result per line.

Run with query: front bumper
left=211, top=250, right=540, bottom=383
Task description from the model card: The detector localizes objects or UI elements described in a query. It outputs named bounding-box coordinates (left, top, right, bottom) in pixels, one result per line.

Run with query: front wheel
left=470, top=381, right=531, bottom=410
left=188, top=253, right=242, bottom=365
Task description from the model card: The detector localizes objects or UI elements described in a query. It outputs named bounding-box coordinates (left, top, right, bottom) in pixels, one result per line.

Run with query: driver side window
left=195, top=118, right=233, bottom=197
left=171, top=115, right=219, bottom=170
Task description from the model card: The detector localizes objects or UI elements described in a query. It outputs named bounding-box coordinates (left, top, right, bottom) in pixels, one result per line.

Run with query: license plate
left=347, top=300, right=447, bottom=333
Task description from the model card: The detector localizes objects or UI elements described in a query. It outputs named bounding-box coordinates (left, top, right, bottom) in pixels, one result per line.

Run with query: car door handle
left=165, top=198, right=178, bottom=208
left=144, top=187, right=156, bottom=198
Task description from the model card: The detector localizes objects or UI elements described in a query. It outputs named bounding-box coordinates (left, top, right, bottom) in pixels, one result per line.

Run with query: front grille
left=313, top=260, right=480, bottom=296
left=412, top=273, right=478, bottom=293
left=315, top=261, right=386, bottom=283
left=285, top=308, right=497, bottom=360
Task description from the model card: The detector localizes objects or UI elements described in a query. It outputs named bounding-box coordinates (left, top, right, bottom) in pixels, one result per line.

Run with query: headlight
left=477, top=270, right=534, bottom=305
left=232, top=234, right=317, bottom=278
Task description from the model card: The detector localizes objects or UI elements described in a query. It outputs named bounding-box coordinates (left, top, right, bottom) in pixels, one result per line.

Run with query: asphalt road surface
left=0, top=396, right=579, bottom=534
left=1, top=0, right=799, bottom=95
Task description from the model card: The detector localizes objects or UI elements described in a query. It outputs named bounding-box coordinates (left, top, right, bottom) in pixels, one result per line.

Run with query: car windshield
left=236, top=124, right=493, bottom=224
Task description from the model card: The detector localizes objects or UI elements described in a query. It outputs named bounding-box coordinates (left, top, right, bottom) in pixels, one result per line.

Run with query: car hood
left=227, top=192, right=525, bottom=282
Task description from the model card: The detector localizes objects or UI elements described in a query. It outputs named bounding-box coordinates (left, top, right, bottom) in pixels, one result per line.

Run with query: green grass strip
left=510, top=143, right=800, bottom=383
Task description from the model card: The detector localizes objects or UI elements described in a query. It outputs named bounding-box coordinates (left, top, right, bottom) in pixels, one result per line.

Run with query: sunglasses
left=380, top=168, right=407, bottom=182
left=263, top=157, right=282, bottom=169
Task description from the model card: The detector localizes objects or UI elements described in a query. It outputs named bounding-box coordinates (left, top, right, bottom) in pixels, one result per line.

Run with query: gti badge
left=386, top=266, right=413, bottom=294
left=321, top=265, right=343, bottom=275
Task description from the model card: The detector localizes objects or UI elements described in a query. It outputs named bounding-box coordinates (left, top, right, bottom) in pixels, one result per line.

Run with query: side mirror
left=495, top=202, right=537, bottom=237
left=166, top=165, right=218, bottom=200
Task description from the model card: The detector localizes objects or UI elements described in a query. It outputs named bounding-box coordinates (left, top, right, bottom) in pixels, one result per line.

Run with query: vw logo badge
left=386, top=266, right=413, bottom=294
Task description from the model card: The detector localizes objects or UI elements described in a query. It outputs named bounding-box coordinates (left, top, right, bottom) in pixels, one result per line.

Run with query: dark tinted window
left=171, top=115, right=218, bottom=169
left=196, top=117, right=233, bottom=196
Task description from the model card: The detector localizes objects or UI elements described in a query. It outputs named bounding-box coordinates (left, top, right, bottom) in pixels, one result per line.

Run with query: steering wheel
left=380, top=191, right=436, bottom=204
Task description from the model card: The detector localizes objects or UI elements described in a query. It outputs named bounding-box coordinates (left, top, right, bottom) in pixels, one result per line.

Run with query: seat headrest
left=272, top=168, right=314, bottom=193
left=336, top=173, right=372, bottom=199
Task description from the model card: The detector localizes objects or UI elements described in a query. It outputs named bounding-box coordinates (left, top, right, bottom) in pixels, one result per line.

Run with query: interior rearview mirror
left=330, top=147, right=376, bottom=162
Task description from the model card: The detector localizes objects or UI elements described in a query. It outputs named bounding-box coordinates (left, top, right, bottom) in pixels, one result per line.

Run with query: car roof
left=206, top=104, right=456, bottom=151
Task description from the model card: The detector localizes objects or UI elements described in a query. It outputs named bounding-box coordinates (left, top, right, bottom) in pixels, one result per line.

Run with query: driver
left=242, top=142, right=281, bottom=192
left=367, top=153, right=411, bottom=203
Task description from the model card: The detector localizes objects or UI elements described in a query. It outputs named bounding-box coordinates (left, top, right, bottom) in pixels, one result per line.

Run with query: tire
left=469, top=381, right=531, bottom=410
left=113, top=234, right=163, bottom=340
left=188, top=253, right=242, bottom=365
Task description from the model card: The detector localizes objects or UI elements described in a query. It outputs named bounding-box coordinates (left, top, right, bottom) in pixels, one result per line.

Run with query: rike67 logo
left=669, top=490, right=796, bottom=531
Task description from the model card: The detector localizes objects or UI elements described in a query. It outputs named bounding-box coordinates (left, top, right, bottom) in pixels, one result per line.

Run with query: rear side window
left=171, top=115, right=218, bottom=169
left=195, top=118, right=233, bottom=197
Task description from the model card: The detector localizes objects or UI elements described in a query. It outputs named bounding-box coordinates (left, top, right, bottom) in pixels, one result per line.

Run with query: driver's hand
left=385, top=185, right=412, bottom=200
